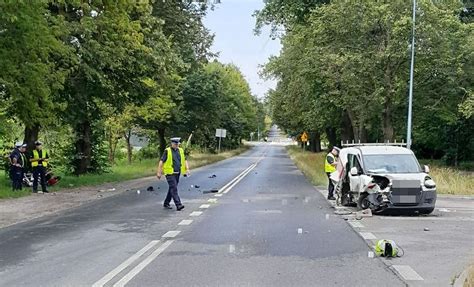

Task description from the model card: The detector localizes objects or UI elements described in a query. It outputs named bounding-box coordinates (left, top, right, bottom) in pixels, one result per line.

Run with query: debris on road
left=325, top=214, right=330, bottom=220
left=297, top=228, right=303, bottom=234
left=334, top=209, right=353, bottom=215
left=137, top=190, right=141, bottom=194
left=202, top=189, right=219, bottom=194
left=191, top=185, right=200, bottom=189
left=208, top=174, right=217, bottom=178
left=424, top=227, right=430, bottom=231
left=147, top=186, right=154, bottom=191
left=355, top=209, right=372, bottom=218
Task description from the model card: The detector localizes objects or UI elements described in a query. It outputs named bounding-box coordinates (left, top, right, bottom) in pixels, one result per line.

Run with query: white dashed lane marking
left=214, top=194, right=223, bottom=197
left=162, top=231, right=180, bottom=238
left=208, top=199, right=218, bottom=203
left=178, top=220, right=193, bottom=226
left=392, top=265, right=424, bottom=281
left=349, top=221, right=364, bottom=228
left=190, top=211, right=203, bottom=217
left=200, top=204, right=211, bottom=209
left=359, top=232, right=376, bottom=240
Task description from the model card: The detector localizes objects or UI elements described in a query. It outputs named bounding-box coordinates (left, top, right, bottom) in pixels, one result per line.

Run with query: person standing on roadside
left=156, top=137, right=190, bottom=211
left=324, top=146, right=340, bottom=200
left=9, top=142, right=24, bottom=191
left=30, top=141, right=49, bottom=193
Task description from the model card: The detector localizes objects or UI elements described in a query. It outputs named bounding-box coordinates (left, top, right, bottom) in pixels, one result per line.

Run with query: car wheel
left=341, top=190, right=351, bottom=206
left=357, top=193, right=370, bottom=210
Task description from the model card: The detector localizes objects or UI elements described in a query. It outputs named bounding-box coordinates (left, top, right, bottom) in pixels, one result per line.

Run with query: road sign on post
left=301, top=132, right=308, bottom=143
left=301, top=132, right=309, bottom=152
left=215, top=128, right=227, bottom=153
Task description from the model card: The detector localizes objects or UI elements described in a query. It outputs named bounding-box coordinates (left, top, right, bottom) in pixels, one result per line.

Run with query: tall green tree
left=0, top=1, right=72, bottom=149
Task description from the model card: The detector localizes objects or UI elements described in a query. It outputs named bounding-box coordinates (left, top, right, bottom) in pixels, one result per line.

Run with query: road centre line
left=222, top=164, right=257, bottom=194
left=162, top=231, right=180, bottom=238
left=178, top=219, right=193, bottom=226
left=208, top=198, right=218, bottom=203
left=92, top=240, right=161, bottom=287
left=113, top=240, right=174, bottom=287
left=219, top=163, right=256, bottom=194
left=200, top=204, right=211, bottom=209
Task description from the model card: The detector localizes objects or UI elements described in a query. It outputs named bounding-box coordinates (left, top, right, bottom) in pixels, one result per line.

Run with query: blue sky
left=204, top=0, right=281, bottom=99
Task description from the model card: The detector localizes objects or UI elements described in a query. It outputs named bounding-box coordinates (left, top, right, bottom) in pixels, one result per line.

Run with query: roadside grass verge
left=286, top=146, right=328, bottom=187
left=464, top=265, right=474, bottom=287
left=0, top=146, right=249, bottom=199
left=287, top=146, right=474, bottom=195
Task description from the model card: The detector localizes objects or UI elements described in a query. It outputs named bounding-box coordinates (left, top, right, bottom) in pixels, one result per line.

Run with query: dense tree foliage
left=259, top=0, right=473, bottom=164
left=0, top=1, right=263, bottom=175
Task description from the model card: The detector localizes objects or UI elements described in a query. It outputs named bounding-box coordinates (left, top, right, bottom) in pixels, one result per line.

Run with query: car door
left=348, top=154, right=363, bottom=193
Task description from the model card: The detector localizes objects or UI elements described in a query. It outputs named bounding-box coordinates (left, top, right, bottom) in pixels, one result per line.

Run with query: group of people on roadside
left=8, top=141, right=49, bottom=193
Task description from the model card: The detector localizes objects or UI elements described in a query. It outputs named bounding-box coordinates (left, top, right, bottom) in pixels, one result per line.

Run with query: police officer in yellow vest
left=156, top=138, right=190, bottom=211
left=325, top=146, right=340, bottom=200
left=30, top=141, right=49, bottom=193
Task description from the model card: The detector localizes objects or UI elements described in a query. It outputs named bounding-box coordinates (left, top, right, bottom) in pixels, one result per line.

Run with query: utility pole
left=407, top=0, right=416, bottom=149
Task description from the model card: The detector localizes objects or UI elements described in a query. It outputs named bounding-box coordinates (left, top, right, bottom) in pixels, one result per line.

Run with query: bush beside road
left=287, top=146, right=474, bottom=195
left=0, top=146, right=249, bottom=199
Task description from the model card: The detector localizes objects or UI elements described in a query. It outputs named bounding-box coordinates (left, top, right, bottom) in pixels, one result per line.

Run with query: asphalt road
left=0, top=129, right=404, bottom=286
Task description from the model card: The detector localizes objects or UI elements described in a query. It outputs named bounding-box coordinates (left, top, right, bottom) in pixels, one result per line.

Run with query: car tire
left=341, top=190, right=351, bottom=206
left=357, top=193, right=370, bottom=210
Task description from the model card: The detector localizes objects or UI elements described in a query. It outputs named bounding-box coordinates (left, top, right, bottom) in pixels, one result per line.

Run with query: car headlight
left=424, top=177, right=436, bottom=189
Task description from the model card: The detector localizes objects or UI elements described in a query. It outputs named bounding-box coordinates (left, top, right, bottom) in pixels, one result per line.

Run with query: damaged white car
left=331, top=145, right=437, bottom=214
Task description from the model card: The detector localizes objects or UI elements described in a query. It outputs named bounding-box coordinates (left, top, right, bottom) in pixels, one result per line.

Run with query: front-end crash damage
left=356, top=175, right=391, bottom=212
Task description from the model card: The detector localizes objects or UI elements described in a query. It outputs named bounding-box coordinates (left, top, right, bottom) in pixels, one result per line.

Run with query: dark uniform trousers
left=164, top=174, right=182, bottom=207
left=10, top=166, right=23, bottom=191
left=33, top=166, right=47, bottom=192
left=327, top=172, right=334, bottom=198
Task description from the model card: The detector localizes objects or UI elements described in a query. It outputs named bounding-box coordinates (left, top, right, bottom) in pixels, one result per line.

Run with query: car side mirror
left=350, top=167, right=358, bottom=176
left=423, top=165, right=430, bottom=173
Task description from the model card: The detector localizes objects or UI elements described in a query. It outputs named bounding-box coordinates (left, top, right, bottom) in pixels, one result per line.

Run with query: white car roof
left=350, top=145, right=413, bottom=155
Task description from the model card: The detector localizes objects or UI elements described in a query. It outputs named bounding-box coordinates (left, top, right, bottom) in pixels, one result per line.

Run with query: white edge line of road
left=92, top=240, right=161, bottom=287
left=392, top=265, right=424, bottom=281
left=113, top=240, right=175, bottom=287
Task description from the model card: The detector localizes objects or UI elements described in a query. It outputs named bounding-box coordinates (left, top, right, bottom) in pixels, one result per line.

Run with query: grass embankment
left=286, top=146, right=474, bottom=195
left=463, top=265, right=474, bottom=287
left=0, top=146, right=249, bottom=199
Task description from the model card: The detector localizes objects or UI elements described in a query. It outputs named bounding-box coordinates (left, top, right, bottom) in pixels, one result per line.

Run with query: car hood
left=368, top=173, right=429, bottom=184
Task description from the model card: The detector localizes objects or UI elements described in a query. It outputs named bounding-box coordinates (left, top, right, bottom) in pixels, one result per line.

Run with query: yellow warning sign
left=301, top=132, right=308, bottom=142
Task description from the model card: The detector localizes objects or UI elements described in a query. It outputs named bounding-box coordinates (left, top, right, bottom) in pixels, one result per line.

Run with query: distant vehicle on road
left=332, top=144, right=437, bottom=214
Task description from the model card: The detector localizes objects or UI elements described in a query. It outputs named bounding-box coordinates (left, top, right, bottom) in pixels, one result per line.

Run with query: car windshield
left=363, top=154, right=421, bottom=174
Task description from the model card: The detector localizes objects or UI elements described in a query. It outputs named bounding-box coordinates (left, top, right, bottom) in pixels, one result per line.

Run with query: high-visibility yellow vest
left=163, top=147, right=186, bottom=175
left=324, top=153, right=336, bottom=173
left=32, top=149, right=48, bottom=167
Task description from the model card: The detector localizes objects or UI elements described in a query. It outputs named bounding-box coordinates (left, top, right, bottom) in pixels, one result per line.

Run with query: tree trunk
left=74, top=121, right=92, bottom=175
left=382, top=100, right=394, bottom=142
left=309, top=131, right=321, bottom=152
left=125, top=129, right=132, bottom=164
left=340, top=110, right=354, bottom=144
left=325, top=127, right=338, bottom=149
left=158, top=127, right=166, bottom=157
left=24, top=124, right=40, bottom=152
left=107, top=131, right=115, bottom=164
